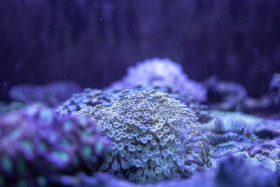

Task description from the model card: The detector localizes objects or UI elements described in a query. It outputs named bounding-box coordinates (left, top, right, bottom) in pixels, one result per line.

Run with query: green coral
left=0, top=105, right=110, bottom=186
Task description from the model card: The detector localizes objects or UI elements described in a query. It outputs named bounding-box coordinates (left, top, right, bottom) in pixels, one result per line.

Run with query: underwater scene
left=1, top=1, right=280, bottom=187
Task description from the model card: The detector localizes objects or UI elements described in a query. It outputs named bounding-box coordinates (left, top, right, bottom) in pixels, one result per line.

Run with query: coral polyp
left=57, top=86, right=210, bottom=123
left=204, top=117, right=258, bottom=158
left=77, top=90, right=211, bottom=184
left=0, top=105, right=110, bottom=186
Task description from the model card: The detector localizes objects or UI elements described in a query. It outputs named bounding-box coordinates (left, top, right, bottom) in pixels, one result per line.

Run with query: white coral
left=81, top=90, right=210, bottom=184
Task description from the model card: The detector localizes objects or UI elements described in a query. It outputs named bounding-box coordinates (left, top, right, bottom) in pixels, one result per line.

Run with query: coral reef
left=50, top=156, right=277, bottom=187
left=3, top=85, right=280, bottom=186
left=108, top=58, right=207, bottom=102
left=9, top=81, right=82, bottom=107
left=76, top=90, right=211, bottom=183
left=0, top=105, right=110, bottom=186
left=4, top=84, right=280, bottom=186
left=1, top=0, right=280, bottom=186
left=204, top=117, right=258, bottom=158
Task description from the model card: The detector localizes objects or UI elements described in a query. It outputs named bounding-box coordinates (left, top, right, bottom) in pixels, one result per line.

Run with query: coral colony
left=79, top=90, right=211, bottom=183
left=0, top=105, right=110, bottom=186
left=1, top=58, right=280, bottom=187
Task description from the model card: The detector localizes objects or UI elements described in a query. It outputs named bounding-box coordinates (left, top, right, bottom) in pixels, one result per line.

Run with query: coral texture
left=0, top=105, right=110, bottom=186
left=209, top=110, right=280, bottom=139
left=204, top=117, right=258, bottom=158
left=108, top=58, right=207, bottom=102
left=50, top=156, right=277, bottom=187
left=77, top=90, right=211, bottom=184
left=237, top=139, right=280, bottom=175
left=57, top=86, right=210, bottom=123
left=56, top=88, right=203, bottom=122
left=56, top=88, right=117, bottom=116
left=9, top=81, right=82, bottom=107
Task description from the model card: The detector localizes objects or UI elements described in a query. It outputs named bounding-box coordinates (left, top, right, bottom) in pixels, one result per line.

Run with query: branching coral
left=76, top=90, right=211, bottom=184
left=9, top=81, right=82, bottom=107
left=0, top=105, right=110, bottom=186
left=108, top=58, right=207, bottom=102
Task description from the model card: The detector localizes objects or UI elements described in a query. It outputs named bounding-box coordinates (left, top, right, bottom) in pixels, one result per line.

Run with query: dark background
left=1, top=0, right=280, bottom=101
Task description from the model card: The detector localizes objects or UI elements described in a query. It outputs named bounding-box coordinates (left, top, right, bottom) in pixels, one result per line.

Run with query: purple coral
left=108, top=58, right=207, bottom=102
left=0, top=105, right=110, bottom=186
left=9, top=80, right=82, bottom=107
